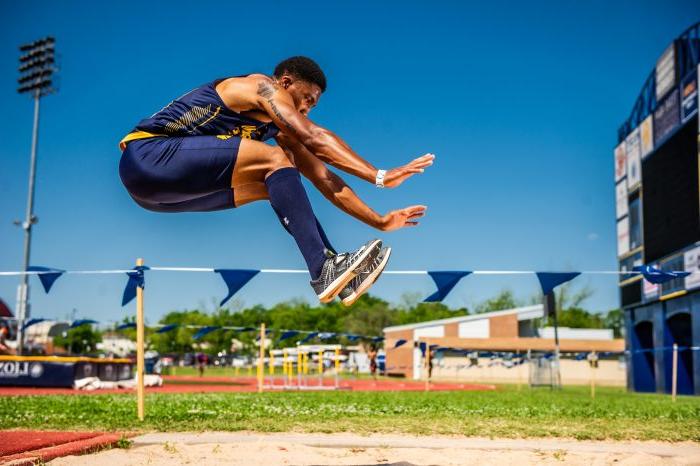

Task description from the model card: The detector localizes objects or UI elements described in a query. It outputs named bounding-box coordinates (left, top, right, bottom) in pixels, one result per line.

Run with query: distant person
left=427, top=351, right=434, bottom=379
left=0, top=322, right=12, bottom=355
left=197, top=353, right=207, bottom=377
left=119, top=57, right=434, bottom=304
left=368, top=346, right=378, bottom=381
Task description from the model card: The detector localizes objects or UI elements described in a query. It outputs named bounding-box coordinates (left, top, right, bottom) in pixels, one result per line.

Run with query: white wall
left=458, top=319, right=490, bottom=338
left=414, top=325, right=445, bottom=339
left=538, top=327, right=614, bottom=341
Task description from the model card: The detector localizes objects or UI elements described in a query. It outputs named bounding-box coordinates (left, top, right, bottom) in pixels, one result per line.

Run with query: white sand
left=50, top=432, right=700, bottom=466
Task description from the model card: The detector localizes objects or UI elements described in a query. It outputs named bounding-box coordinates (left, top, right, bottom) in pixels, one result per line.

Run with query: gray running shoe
left=311, top=239, right=382, bottom=303
left=338, top=246, right=392, bottom=306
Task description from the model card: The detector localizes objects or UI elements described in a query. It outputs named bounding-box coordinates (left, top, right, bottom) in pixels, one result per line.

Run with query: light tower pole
left=15, top=36, right=57, bottom=355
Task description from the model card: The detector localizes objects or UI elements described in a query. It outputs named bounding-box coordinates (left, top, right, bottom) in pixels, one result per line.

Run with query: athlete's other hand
left=380, top=205, right=427, bottom=231
left=384, top=153, right=435, bottom=188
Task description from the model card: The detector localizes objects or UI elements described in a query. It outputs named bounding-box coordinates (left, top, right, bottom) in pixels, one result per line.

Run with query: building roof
left=383, top=304, right=544, bottom=333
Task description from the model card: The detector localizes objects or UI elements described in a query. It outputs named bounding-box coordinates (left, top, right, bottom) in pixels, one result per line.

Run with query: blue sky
left=1, top=1, right=698, bottom=324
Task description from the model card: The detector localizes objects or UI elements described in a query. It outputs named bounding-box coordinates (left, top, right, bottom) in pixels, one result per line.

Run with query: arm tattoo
left=269, top=100, right=296, bottom=133
left=256, top=80, right=297, bottom=134
left=256, top=80, right=278, bottom=99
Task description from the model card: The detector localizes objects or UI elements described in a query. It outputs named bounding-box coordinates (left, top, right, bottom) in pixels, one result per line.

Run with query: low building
left=383, top=305, right=626, bottom=386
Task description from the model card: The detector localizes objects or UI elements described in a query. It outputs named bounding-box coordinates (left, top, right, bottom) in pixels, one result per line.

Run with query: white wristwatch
left=375, top=169, right=387, bottom=188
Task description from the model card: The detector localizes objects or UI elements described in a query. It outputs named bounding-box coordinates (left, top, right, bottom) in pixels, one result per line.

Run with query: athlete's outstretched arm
left=276, top=135, right=426, bottom=231
left=256, top=77, right=434, bottom=187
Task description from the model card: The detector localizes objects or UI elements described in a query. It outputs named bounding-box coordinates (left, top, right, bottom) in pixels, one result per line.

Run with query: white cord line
left=0, top=269, right=133, bottom=276
left=0, top=268, right=693, bottom=276
left=150, top=267, right=215, bottom=272
left=260, top=269, right=308, bottom=274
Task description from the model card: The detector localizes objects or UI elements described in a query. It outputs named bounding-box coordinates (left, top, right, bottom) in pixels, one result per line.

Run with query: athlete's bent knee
left=266, top=146, right=294, bottom=176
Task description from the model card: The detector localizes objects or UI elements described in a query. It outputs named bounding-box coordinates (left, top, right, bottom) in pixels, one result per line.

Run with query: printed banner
left=617, top=217, right=630, bottom=257
left=625, top=128, right=641, bottom=189
left=615, top=181, right=628, bottom=219
left=654, top=88, right=680, bottom=146
left=681, top=70, right=698, bottom=124
left=0, top=360, right=74, bottom=387
left=614, top=142, right=626, bottom=182
left=639, top=115, right=654, bottom=158
left=655, top=43, right=676, bottom=101
left=684, top=246, right=700, bottom=290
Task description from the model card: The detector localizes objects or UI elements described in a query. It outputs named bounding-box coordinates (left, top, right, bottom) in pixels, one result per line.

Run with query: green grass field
left=3, top=386, right=699, bottom=441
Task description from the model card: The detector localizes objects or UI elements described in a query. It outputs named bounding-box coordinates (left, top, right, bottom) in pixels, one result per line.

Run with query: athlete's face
left=281, top=76, right=322, bottom=116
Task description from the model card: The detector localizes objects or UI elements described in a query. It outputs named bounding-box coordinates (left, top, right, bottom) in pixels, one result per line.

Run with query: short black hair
left=274, top=56, right=326, bottom=92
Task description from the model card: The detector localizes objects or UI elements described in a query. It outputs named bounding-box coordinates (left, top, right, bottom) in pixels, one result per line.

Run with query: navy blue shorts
left=119, top=136, right=241, bottom=212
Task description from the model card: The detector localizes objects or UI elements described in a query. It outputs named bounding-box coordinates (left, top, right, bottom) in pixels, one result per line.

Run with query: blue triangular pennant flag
left=121, top=265, right=149, bottom=306
left=633, top=265, right=690, bottom=284
left=255, top=328, right=273, bottom=341
left=536, top=272, right=581, bottom=295
left=393, top=339, right=407, bottom=348
left=117, top=322, right=136, bottom=330
left=157, top=324, right=179, bottom=334
left=277, top=330, right=300, bottom=342
left=419, top=341, right=427, bottom=357
left=298, top=332, right=318, bottom=344
left=424, top=271, right=472, bottom=302
left=343, top=334, right=362, bottom=342
left=214, top=269, right=260, bottom=306
left=27, top=266, right=65, bottom=293
left=234, top=326, right=256, bottom=333
left=23, top=318, right=46, bottom=330
left=193, top=326, right=220, bottom=340
left=71, top=319, right=97, bottom=328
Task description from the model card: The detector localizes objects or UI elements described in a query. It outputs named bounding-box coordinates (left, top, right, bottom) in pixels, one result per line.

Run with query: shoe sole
left=341, top=247, right=392, bottom=306
left=317, top=239, right=382, bottom=303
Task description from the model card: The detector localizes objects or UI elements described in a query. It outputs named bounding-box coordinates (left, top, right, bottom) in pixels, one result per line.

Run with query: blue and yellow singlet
left=119, top=79, right=279, bottom=150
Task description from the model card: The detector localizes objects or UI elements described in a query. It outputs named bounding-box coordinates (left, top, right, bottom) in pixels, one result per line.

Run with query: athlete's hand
left=383, top=154, right=435, bottom=188
left=379, top=205, right=427, bottom=231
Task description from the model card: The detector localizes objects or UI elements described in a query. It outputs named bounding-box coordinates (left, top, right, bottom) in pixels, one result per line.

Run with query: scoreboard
left=615, top=38, right=700, bottom=308
left=642, top=121, right=699, bottom=264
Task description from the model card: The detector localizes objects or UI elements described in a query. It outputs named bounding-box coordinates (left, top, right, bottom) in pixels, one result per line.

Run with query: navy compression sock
left=315, top=217, right=337, bottom=256
left=265, top=168, right=328, bottom=280
left=279, top=215, right=337, bottom=257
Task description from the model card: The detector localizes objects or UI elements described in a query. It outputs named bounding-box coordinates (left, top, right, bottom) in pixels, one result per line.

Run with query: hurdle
left=262, top=344, right=344, bottom=391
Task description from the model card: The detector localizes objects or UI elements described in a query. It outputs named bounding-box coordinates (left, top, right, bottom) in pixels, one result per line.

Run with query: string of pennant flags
left=18, top=317, right=385, bottom=344
left=0, top=263, right=692, bottom=306
left=15, top=315, right=700, bottom=366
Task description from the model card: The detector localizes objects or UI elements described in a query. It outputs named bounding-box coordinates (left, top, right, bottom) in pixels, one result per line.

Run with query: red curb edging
left=0, top=433, right=127, bottom=465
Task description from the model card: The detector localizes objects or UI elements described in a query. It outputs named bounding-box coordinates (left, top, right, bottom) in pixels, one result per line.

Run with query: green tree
left=340, top=295, right=394, bottom=337
left=603, top=309, right=624, bottom=337
left=475, top=289, right=520, bottom=313
left=148, top=309, right=212, bottom=354
left=54, top=325, right=102, bottom=355
left=552, top=307, right=604, bottom=329
left=554, top=283, right=594, bottom=314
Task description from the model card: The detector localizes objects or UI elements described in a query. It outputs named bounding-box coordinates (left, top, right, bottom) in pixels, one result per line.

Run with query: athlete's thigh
left=137, top=189, right=235, bottom=213
left=232, top=138, right=294, bottom=206
left=120, top=135, right=240, bottom=203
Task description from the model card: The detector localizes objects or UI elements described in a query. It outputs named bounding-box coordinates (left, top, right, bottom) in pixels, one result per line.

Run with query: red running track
left=0, top=431, right=125, bottom=465
left=0, top=376, right=495, bottom=396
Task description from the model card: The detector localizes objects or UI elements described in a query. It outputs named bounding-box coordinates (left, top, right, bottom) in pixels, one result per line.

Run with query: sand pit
left=49, top=432, right=700, bottom=465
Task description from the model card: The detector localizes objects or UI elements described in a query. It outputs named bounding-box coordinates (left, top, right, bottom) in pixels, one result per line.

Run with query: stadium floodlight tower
left=15, top=36, right=57, bottom=355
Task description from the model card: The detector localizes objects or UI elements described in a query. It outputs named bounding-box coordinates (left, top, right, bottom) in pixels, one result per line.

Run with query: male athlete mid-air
left=119, top=56, right=434, bottom=305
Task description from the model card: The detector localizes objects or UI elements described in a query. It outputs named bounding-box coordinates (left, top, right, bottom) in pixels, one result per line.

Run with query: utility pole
left=14, top=36, right=57, bottom=355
